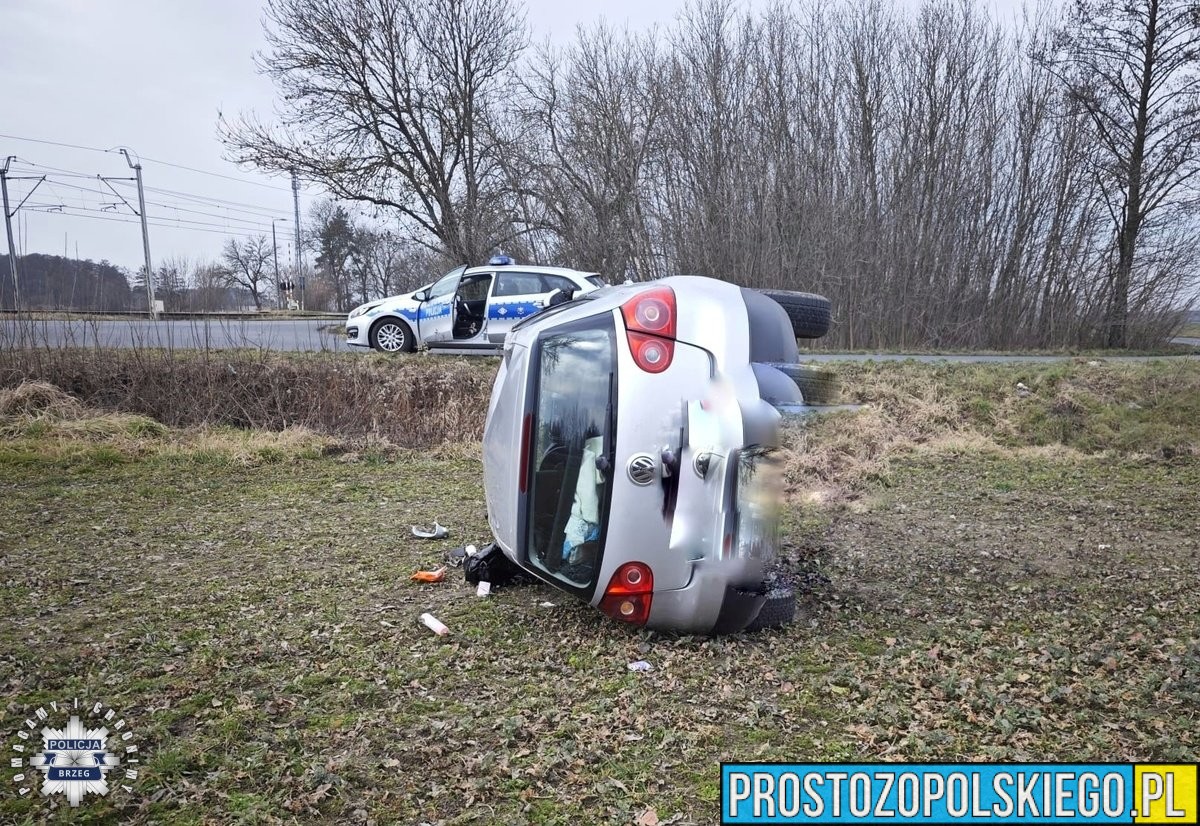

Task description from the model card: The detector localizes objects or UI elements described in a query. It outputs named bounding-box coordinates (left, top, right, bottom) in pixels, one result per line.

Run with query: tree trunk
left=1107, top=0, right=1160, bottom=349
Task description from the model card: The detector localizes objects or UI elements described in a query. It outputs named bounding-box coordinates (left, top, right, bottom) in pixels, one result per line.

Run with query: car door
left=487, top=271, right=547, bottom=343
left=417, top=266, right=465, bottom=343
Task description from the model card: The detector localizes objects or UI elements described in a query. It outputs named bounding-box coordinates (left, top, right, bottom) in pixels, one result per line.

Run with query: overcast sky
left=0, top=0, right=1029, bottom=274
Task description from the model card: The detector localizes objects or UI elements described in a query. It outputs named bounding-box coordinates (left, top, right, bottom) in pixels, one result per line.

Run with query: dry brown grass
left=0, top=349, right=495, bottom=448
left=0, top=379, right=84, bottom=419
left=780, top=360, right=1200, bottom=502
left=0, top=379, right=337, bottom=464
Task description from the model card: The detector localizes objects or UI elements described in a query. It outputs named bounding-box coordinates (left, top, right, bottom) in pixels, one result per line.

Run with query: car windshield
left=524, top=316, right=616, bottom=592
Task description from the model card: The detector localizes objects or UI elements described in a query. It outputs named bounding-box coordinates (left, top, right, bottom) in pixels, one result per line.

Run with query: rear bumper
left=644, top=558, right=765, bottom=634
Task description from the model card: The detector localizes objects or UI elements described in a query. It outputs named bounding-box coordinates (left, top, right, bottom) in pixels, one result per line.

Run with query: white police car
left=345, top=256, right=605, bottom=353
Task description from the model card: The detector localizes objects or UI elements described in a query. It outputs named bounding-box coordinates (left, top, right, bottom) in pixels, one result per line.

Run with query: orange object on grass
left=409, top=566, right=446, bottom=583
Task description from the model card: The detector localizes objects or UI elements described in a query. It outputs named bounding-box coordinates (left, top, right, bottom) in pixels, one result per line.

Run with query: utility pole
left=1, top=158, right=18, bottom=310
left=291, top=171, right=305, bottom=311
left=120, top=149, right=157, bottom=319
left=271, top=218, right=284, bottom=310
left=1, top=157, right=46, bottom=311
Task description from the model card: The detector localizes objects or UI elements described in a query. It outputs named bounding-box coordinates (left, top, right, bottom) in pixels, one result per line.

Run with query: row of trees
left=305, top=201, right=439, bottom=311
left=0, top=254, right=134, bottom=311
left=2, top=208, right=432, bottom=313
left=224, top=0, right=1200, bottom=348
left=2, top=249, right=287, bottom=313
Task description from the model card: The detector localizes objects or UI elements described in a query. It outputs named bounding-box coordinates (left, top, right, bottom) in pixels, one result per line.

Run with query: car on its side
left=344, top=257, right=605, bottom=353
left=481, top=275, right=832, bottom=634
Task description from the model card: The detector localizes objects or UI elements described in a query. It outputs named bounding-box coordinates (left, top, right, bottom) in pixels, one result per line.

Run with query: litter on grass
left=627, top=660, right=653, bottom=672
left=445, top=544, right=479, bottom=567
left=420, top=613, right=450, bottom=636
left=411, top=521, right=449, bottom=539
left=410, top=567, right=446, bottom=583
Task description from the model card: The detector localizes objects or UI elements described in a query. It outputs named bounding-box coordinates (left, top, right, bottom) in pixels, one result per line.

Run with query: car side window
left=541, top=275, right=578, bottom=294
left=428, top=266, right=465, bottom=299
left=494, top=272, right=545, bottom=297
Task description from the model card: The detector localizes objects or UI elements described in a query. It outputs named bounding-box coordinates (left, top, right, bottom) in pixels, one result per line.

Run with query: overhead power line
left=108, top=180, right=297, bottom=216
left=0, top=132, right=296, bottom=192
left=24, top=205, right=277, bottom=240
left=35, top=180, right=290, bottom=227
left=8, top=162, right=294, bottom=219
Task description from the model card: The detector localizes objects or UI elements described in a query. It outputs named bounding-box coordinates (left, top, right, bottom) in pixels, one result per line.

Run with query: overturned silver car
left=481, top=276, right=830, bottom=633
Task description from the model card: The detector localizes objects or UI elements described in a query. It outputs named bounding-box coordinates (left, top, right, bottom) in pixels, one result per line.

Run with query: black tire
left=744, top=585, right=797, bottom=632
left=759, top=290, right=831, bottom=339
left=369, top=318, right=415, bottom=353
left=766, top=363, right=840, bottom=404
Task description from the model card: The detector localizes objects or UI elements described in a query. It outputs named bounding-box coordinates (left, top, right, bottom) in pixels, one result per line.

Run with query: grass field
left=1, top=360, right=1198, bottom=824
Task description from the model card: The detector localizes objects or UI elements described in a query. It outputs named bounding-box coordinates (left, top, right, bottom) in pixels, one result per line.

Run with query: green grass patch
left=1, top=361, right=1198, bottom=821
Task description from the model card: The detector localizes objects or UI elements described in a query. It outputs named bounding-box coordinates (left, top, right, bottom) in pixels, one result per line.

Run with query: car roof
left=464, top=264, right=598, bottom=279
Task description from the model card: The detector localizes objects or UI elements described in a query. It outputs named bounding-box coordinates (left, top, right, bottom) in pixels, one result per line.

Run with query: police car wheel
left=370, top=319, right=414, bottom=353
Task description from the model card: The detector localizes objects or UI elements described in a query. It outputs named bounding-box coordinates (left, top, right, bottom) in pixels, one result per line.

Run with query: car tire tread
left=765, top=362, right=840, bottom=404
left=759, top=290, right=831, bottom=339
left=744, top=586, right=797, bottom=632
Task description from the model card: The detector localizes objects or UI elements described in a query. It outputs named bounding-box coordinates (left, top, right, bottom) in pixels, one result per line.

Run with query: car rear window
left=587, top=275, right=607, bottom=288
left=524, top=316, right=617, bottom=593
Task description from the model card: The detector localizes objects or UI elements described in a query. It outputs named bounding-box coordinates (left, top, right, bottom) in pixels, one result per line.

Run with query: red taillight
left=598, top=562, right=654, bottom=625
left=626, top=332, right=674, bottom=374
left=621, top=287, right=676, bottom=373
left=518, top=412, right=532, bottom=493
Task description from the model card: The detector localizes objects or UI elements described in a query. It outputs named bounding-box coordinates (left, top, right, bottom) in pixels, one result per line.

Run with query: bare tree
left=220, top=237, right=273, bottom=311
left=504, top=23, right=667, bottom=278
left=220, top=0, right=528, bottom=264
left=1041, top=0, right=1200, bottom=346
left=156, top=255, right=191, bottom=311
left=221, top=0, right=1195, bottom=348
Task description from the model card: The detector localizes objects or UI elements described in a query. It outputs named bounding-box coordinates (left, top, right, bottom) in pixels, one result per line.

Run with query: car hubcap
left=377, top=324, right=404, bottom=351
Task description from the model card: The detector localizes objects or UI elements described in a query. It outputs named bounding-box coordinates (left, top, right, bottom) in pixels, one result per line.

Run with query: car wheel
left=759, top=290, right=831, bottom=339
left=370, top=318, right=415, bottom=353
left=766, top=363, right=840, bottom=404
left=744, top=583, right=797, bottom=632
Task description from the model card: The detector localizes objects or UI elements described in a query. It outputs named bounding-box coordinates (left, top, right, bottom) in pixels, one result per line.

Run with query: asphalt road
left=2, top=317, right=1197, bottom=362
left=1, top=317, right=341, bottom=352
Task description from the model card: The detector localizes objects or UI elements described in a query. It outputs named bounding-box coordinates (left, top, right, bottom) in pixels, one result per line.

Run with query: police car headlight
left=349, top=304, right=381, bottom=319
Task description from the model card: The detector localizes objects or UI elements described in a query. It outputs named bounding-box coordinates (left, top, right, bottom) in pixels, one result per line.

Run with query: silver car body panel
left=483, top=275, right=788, bottom=633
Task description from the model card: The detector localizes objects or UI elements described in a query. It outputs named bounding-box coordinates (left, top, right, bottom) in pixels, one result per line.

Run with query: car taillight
left=518, top=412, right=531, bottom=494
left=626, top=332, right=674, bottom=374
left=621, top=287, right=676, bottom=373
left=598, top=562, right=654, bottom=625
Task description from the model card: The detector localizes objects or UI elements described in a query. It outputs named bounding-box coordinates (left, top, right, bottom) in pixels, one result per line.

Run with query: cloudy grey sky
left=1, top=0, right=1029, bottom=274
